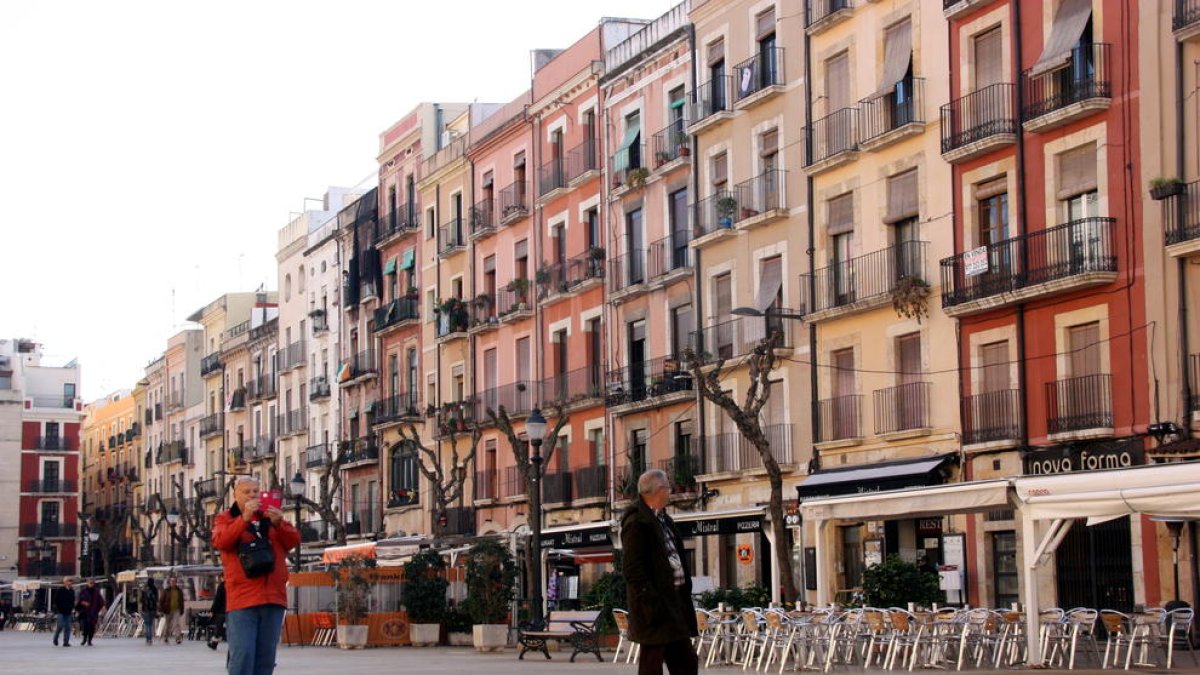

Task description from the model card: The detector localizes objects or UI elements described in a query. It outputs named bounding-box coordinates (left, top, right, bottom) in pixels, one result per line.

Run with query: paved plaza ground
left=0, top=629, right=1197, bottom=674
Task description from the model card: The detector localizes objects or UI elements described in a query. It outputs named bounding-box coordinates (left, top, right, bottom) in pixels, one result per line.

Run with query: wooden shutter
left=760, top=128, right=779, bottom=158
left=826, top=53, right=851, bottom=111
left=897, top=333, right=922, bottom=385
left=1057, top=144, right=1098, bottom=200
left=707, top=38, right=724, bottom=66
left=517, top=337, right=531, bottom=382
left=827, top=193, right=855, bottom=235
left=980, top=341, right=1010, bottom=393
left=711, top=152, right=728, bottom=187
left=833, top=349, right=855, bottom=399
left=974, top=28, right=1003, bottom=89
left=715, top=273, right=732, bottom=320
left=1068, top=323, right=1101, bottom=377
left=885, top=170, right=920, bottom=223
left=756, top=7, right=776, bottom=39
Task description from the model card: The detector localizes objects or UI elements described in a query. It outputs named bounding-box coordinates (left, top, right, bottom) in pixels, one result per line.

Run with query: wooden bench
left=517, top=610, right=603, bottom=662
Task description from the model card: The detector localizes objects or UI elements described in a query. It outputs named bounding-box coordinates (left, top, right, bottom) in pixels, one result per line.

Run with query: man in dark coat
left=51, top=577, right=76, bottom=647
left=75, top=577, right=106, bottom=645
left=620, top=469, right=699, bottom=675
left=139, top=579, right=159, bottom=646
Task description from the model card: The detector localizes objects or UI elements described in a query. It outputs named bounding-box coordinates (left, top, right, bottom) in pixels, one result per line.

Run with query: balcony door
left=714, top=273, right=733, bottom=359
left=625, top=207, right=645, bottom=285
left=977, top=185, right=1011, bottom=287
left=897, top=333, right=923, bottom=430
left=628, top=320, right=647, bottom=402
left=484, top=348, right=498, bottom=412
left=978, top=341, right=1012, bottom=437
left=832, top=348, right=856, bottom=440
left=1062, top=322, right=1102, bottom=428
left=832, top=232, right=855, bottom=306
left=824, top=52, right=852, bottom=154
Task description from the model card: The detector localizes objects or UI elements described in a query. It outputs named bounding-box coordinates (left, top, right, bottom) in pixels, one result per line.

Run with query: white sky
left=0, top=0, right=679, bottom=401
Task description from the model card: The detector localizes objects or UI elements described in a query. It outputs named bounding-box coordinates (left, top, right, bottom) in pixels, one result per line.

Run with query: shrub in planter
left=860, top=554, right=940, bottom=609
left=694, top=583, right=770, bottom=611
left=404, top=549, right=449, bottom=646
left=329, top=553, right=374, bottom=649
left=1150, top=177, right=1186, bottom=200
left=463, top=538, right=517, bottom=651
left=444, top=604, right=474, bottom=646
left=581, top=566, right=626, bottom=634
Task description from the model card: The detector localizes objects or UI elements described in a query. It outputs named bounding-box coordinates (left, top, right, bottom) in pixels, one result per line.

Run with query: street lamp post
left=524, top=408, right=548, bottom=627
left=33, top=536, right=47, bottom=579
left=166, top=508, right=180, bottom=568
left=290, top=472, right=306, bottom=573
left=88, top=531, right=99, bottom=578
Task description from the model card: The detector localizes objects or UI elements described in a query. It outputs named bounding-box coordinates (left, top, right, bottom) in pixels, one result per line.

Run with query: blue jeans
left=226, top=604, right=285, bottom=675
left=143, top=611, right=156, bottom=643
left=53, top=613, right=71, bottom=645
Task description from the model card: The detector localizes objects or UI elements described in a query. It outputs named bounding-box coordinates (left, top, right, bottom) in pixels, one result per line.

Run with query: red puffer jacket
left=212, top=505, right=301, bottom=613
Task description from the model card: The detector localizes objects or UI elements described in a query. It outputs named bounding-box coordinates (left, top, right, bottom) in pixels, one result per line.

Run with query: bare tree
left=397, top=420, right=482, bottom=536
left=80, top=503, right=132, bottom=577
left=486, top=404, right=570, bottom=491
left=683, top=328, right=798, bottom=603
left=129, top=498, right=167, bottom=565
left=294, top=444, right=348, bottom=545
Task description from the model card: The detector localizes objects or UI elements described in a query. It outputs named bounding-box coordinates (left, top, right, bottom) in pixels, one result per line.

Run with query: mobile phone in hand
left=259, top=490, right=283, bottom=513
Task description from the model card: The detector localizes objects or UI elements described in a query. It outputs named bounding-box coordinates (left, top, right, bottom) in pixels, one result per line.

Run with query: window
left=756, top=9, right=778, bottom=89
left=669, top=188, right=690, bottom=265
left=41, top=500, right=60, bottom=525
left=992, top=532, right=1019, bottom=608
left=551, top=223, right=566, bottom=265
left=517, top=337, right=531, bottom=384
left=886, top=170, right=920, bottom=278
left=973, top=27, right=1003, bottom=90
left=588, top=427, right=605, bottom=466
left=390, top=440, right=420, bottom=505
left=389, top=353, right=399, bottom=399
left=406, top=348, right=418, bottom=405
left=842, top=526, right=864, bottom=589
left=625, top=207, right=644, bottom=285
left=825, top=52, right=851, bottom=112
left=714, top=272, right=733, bottom=359
left=980, top=341, right=1010, bottom=393
left=1057, top=143, right=1098, bottom=220
left=284, top=274, right=292, bottom=302
left=514, top=151, right=527, bottom=203
left=760, top=128, right=779, bottom=176
left=711, top=152, right=728, bottom=192
left=708, top=39, right=726, bottom=111
left=1067, top=322, right=1102, bottom=378
left=831, top=348, right=856, bottom=439
left=629, top=429, right=647, bottom=473
left=585, top=208, right=600, bottom=249
left=832, top=232, right=854, bottom=303
left=668, top=86, right=686, bottom=132
left=426, top=206, right=436, bottom=240
left=670, top=304, right=694, bottom=359
left=674, top=420, right=693, bottom=462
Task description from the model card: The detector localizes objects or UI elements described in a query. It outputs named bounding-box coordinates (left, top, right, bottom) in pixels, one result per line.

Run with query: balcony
left=940, top=83, right=1017, bottom=162
left=245, top=436, right=275, bottom=462
left=816, top=395, right=863, bottom=447
left=731, top=169, right=788, bottom=231
left=691, top=190, right=739, bottom=246
left=478, top=381, right=533, bottom=420
left=943, top=0, right=992, bottom=19
left=500, top=465, right=528, bottom=500
left=699, top=423, right=795, bottom=477
left=374, top=392, right=422, bottom=426
left=247, top=374, right=277, bottom=401
left=196, top=477, right=220, bottom=501
left=304, top=443, right=332, bottom=469
left=538, top=157, right=567, bottom=200
left=437, top=217, right=467, bottom=257
left=279, top=340, right=305, bottom=371
left=610, top=144, right=647, bottom=198
left=23, top=522, right=79, bottom=538
left=647, top=234, right=692, bottom=284
left=1022, top=43, right=1111, bottom=133
left=873, top=381, right=932, bottom=439
left=806, top=0, right=853, bottom=34
left=657, top=452, right=701, bottom=495
left=474, top=469, right=499, bottom=502
left=387, top=487, right=419, bottom=509
left=29, top=395, right=77, bottom=409
left=200, top=352, right=222, bottom=377
left=470, top=199, right=495, bottom=240
left=962, top=389, right=1022, bottom=448
left=199, top=413, right=224, bottom=439
left=498, top=180, right=529, bottom=226
left=690, top=314, right=792, bottom=364
left=733, top=47, right=785, bottom=109
left=573, top=463, right=608, bottom=501
left=436, top=398, right=480, bottom=436
left=542, top=470, right=573, bottom=505
left=805, top=107, right=859, bottom=174
left=1046, top=374, right=1113, bottom=439
left=342, top=436, right=380, bottom=466
left=605, top=356, right=693, bottom=414
left=377, top=203, right=420, bottom=244
left=168, top=392, right=183, bottom=411
left=1164, top=180, right=1200, bottom=257
left=373, top=297, right=420, bottom=334
left=540, top=365, right=604, bottom=410
left=19, top=561, right=76, bottom=577
left=566, top=138, right=600, bottom=185
left=309, top=376, right=331, bottom=401
left=25, top=479, right=76, bottom=493
left=608, top=248, right=647, bottom=299
left=436, top=300, right=470, bottom=341
left=468, top=295, right=499, bottom=333
left=939, top=217, right=1118, bottom=317
left=496, top=283, right=533, bottom=323
left=859, top=78, right=925, bottom=151
left=32, top=432, right=73, bottom=449
left=310, top=309, right=329, bottom=335
left=159, top=440, right=188, bottom=465
left=538, top=250, right=605, bottom=303
left=280, top=408, right=308, bottom=437
left=651, top=123, right=689, bottom=174
left=800, top=240, right=928, bottom=322
left=688, top=76, right=733, bottom=134
left=1176, top=0, right=1200, bottom=37
left=341, top=350, right=378, bottom=384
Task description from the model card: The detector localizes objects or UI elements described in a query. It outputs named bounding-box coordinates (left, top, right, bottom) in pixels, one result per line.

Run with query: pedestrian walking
left=139, top=579, right=159, bottom=645
left=0, top=597, right=12, bottom=631
left=207, top=578, right=226, bottom=650
left=75, top=577, right=106, bottom=646
left=620, top=469, right=699, bottom=675
left=51, top=577, right=76, bottom=647
left=158, top=576, right=186, bottom=644
left=212, top=477, right=300, bottom=675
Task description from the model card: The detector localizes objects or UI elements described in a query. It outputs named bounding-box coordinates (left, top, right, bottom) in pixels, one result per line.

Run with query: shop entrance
left=1054, top=517, right=1134, bottom=612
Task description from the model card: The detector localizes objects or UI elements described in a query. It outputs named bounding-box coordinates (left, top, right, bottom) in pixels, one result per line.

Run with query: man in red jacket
left=213, top=477, right=300, bottom=675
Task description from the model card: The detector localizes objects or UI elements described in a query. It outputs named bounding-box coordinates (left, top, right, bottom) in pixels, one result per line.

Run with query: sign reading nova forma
left=1022, top=438, right=1144, bottom=476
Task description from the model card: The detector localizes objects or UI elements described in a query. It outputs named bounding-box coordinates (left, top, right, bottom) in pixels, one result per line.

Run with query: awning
left=797, top=454, right=953, bottom=500
left=873, top=19, right=912, bottom=97
left=539, top=520, right=614, bottom=549
left=672, top=506, right=765, bottom=538
left=399, top=248, right=415, bottom=270
left=612, top=117, right=642, bottom=173
left=754, top=261, right=784, bottom=312
left=115, top=570, right=138, bottom=584
left=1014, top=461, right=1200, bottom=522
left=321, top=542, right=376, bottom=563
left=801, top=479, right=1011, bottom=522
left=669, top=98, right=686, bottom=109
left=382, top=257, right=397, bottom=275
left=1029, top=0, right=1092, bottom=76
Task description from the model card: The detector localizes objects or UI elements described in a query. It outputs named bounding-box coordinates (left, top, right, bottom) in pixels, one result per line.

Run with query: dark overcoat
left=619, top=498, right=699, bottom=645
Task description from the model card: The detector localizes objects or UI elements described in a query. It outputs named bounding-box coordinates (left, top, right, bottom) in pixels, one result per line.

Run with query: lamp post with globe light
left=290, top=472, right=306, bottom=572
left=524, top=408, right=548, bottom=626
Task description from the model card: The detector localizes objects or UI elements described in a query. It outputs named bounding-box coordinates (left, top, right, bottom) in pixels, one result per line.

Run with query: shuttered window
left=885, top=170, right=920, bottom=223
left=1068, top=322, right=1101, bottom=377
left=826, top=53, right=851, bottom=111
left=756, top=7, right=776, bottom=39
left=827, top=193, right=855, bottom=235
left=715, top=273, right=732, bottom=320
left=1057, top=143, right=1098, bottom=200
left=981, top=341, right=1009, bottom=393
left=760, top=128, right=779, bottom=158
left=833, top=349, right=855, bottom=399
left=711, top=152, right=728, bottom=189
left=974, top=28, right=1003, bottom=89
left=897, top=333, right=922, bottom=385
left=708, top=38, right=724, bottom=66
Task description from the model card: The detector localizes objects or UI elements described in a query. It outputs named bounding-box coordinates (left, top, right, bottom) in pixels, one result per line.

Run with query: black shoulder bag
left=237, top=519, right=276, bottom=578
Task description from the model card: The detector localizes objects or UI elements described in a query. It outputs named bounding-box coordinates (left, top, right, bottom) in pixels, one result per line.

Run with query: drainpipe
left=803, top=20, right=819, bottom=470
left=1013, top=0, right=1030, bottom=451
left=1175, top=40, right=1193, bottom=439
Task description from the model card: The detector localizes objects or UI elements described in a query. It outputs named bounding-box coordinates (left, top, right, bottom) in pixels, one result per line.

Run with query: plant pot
left=337, top=624, right=369, bottom=649
left=679, top=146, right=690, bottom=157
left=1151, top=183, right=1186, bottom=200
left=409, top=622, right=440, bottom=647
left=741, top=207, right=759, bottom=218
left=448, top=631, right=473, bottom=647
left=719, top=217, right=734, bottom=229
left=472, top=624, right=509, bottom=652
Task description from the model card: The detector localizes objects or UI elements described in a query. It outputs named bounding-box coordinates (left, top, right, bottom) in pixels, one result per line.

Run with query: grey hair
left=235, top=476, right=261, bottom=489
left=637, top=469, right=670, bottom=495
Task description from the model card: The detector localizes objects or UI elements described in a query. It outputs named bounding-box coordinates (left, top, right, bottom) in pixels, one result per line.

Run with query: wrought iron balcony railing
left=540, top=366, right=604, bottom=407
left=873, top=381, right=931, bottom=435
left=373, top=297, right=420, bottom=332
left=605, top=356, right=692, bottom=408
left=565, top=138, right=599, bottom=183
left=801, top=240, right=928, bottom=316
left=940, top=82, right=1016, bottom=154
left=732, top=46, right=784, bottom=103
left=689, top=76, right=731, bottom=125
left=860, top=78, right=924, bottom=143
left=1164, top=180, right=1200, bottom=247
left=1046, top=373, right=1113, bottom=435
left=1022, top=43, right=1111, bottom=121
left=806, top=107, right=859, bottom=166
left=690, top=315, right=791, bottom=363
left=498, top=180, right=529, bottom=225
left=700, top=423, right=794, bottom=474
left=817, top=395, right=862, bottom=443
left=962, top=389, right=1022, bottom=445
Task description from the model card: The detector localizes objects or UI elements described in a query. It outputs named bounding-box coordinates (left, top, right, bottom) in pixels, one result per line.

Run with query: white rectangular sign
left=963, top=246, right=990, bottom=276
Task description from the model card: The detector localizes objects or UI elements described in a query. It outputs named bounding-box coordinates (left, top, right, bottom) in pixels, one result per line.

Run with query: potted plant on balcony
left=716, top=195, right=738, bottom=229
left=463, top=538, right=517, bottom=651
left=405, top=286, right=419, bottom=300
left=891, top=276, right=931, bottom=324
left=1150, top=177, right=1186, bottom=200
left=403, top=548, right=449, bottom=647
left=674, top=132, right=691, bottom=157
left=655, top=150, right=673, bottom=167
left=330, top=553, right=373, bottom=649
left=626, top=167, right=650, bottom=189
